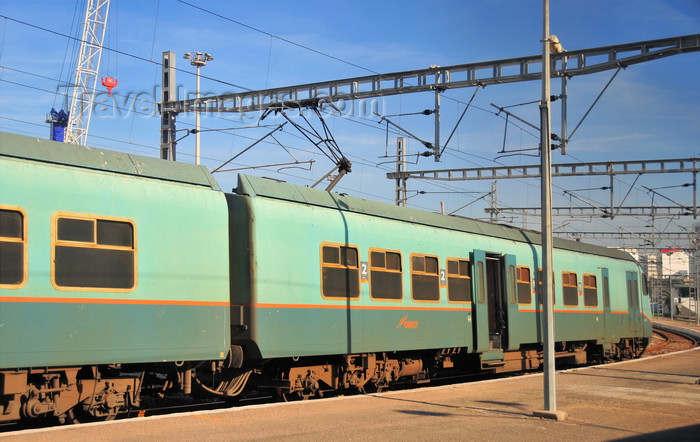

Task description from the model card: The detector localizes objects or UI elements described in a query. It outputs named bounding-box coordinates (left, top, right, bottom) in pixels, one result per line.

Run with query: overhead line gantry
left=160, top=34, right=700, bottom=162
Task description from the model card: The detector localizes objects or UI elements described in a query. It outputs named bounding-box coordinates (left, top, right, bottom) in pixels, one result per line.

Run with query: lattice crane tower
left=64, top=0, right=111, bottom=146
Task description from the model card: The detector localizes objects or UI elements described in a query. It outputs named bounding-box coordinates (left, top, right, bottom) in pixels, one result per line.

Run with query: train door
left=601, top=268, right=612, bottom=343
left=471, top=251, right=510, bottom=351
left=626, top=271, right=641, bottom=335
left=472, top=250, right=489, bottom=352
left=504, top=254, right=518, bottom=350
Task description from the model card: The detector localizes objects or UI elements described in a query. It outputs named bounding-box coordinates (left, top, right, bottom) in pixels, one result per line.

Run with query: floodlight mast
left=183, top=52, right=214, bottom=165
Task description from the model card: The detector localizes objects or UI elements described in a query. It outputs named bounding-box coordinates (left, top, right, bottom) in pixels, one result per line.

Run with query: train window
left=508, top=265, right=517, bottom=304
left=603, top=276, right=610, bottom=309
left=0, top=208, right=26, bottom=287
left=411, top=254, right=439, bottom=302
left=583, top=274, right=598, bottom=307
left=370, top=249, right=402, bottom=300
left=516, top=266, right=532, bottom=305
left=627, top=277, right=639, bottom=311
left=476, top=261, right=486, bottom=303
left=57, top=218, right=94, bottom=243
left=320, top=244, right=360, bottom=300
left=53, top=214, right=136, bottom=291
left=537, top=269, right=556, bottom=306
left=97, top=220, right=134, bottom=247
left=562, top=272, right=578, bottom=307
left=642, top=274, right=649, bottom=297
left=447, top=258, right=472, bottom=303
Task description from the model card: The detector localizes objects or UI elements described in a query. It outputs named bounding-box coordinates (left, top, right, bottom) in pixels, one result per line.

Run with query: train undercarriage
left=0, top=366, right=140, bottom=424
left=0, top=337, right=649, bottom=424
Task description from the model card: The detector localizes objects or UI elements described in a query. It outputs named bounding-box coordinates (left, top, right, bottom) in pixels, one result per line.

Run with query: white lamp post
left=183, top=52, right=213, bottom=165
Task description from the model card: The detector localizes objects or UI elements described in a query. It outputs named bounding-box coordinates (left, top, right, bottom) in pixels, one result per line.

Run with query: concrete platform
left=4, top=338, right=699, bottom=441
left=654, top=316, right=700, bottom=336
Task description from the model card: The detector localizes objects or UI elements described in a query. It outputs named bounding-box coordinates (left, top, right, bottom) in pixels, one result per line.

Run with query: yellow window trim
left=410, top=253, right=439, bottom=277
left=368, top=247, right=403, bottom=302
left=561, top=271, right=579, bottom=307
left=582, top=273, right=599, bottom=308
left=561, top=271, right=578, bottom=287
left=51, top=212, right=137, bottom=293
left=446, top=257, right=471, bottom=278
left=516, top=265, right=533, bottom=306
left=583, top=273, right=597, bottom=290
left=410, top=253, right=440, bottom=303
left=445, top=257, right=472, bottom=305
left=319, top=242, right=361, bottom=301
left=368, top=248, right=402, bottom=272
left=516, top=265, right=531, bottom=284
left=0, top=205, right=28, bottom=289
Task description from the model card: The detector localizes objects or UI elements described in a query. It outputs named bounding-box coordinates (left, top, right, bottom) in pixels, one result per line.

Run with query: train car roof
left=0, top=131, right=220, bottom=189
left=235, top=173, right=636, bottom=263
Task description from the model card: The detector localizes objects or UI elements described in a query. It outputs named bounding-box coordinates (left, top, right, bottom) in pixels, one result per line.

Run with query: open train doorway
left=472, top=251, right=514, bottom=353
left=486, top=255, right=507, bottom=349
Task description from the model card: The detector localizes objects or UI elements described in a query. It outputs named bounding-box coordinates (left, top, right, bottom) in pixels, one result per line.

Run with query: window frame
left=516, top=265, right=532, bottom=305
left=446, top=257, right=472, bottom=304
left=562, top=271, right=579, bottom=307
left=410, top=253, right=440, bottom=303
left=476, top=261, right=486, bottom=303
left=582, top=273, right=598, bottom=307
left=627, top=276, right=639, bottom=311
left=320, top=242, right=361, bottom=300
left=51, top=212, right=137, bottom=292
left=0, top=206, right=27, bottom=289
left=369, top=248, right=403, bottom=301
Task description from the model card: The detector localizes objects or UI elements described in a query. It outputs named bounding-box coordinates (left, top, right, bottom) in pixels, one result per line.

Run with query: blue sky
left=1, top=0, right=699, bottom=250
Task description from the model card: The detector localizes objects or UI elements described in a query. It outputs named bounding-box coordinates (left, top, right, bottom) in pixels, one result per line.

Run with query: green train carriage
left=0, top=132, right=230, bottom=421
left=228, top=174, right=652, bottom=394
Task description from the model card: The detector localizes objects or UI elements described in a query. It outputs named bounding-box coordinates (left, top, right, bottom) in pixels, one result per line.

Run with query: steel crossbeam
left=485, top=205, right=698, bottom=217
left=554, top=231, right=691, bottom=240
left=387, top=158, right=699, bottom=181
left=161, top=34, right=700, bottom=115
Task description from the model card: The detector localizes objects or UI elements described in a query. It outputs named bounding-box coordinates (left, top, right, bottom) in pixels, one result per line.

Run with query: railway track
left=645, top=325, right=698, bottom=357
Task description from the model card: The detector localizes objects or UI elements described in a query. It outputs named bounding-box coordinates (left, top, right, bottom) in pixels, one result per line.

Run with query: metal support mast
left=537, top=0, right=563, bottom=420
left=64, top=0, right=111, bottom=146
left=160, top=51, right=177, bottom=160
left=395, top=137, right=408, bottom=206
left=433, top=69, right=442, bottom=161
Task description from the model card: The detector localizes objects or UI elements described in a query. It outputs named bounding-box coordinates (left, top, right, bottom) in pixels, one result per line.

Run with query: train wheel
left=275, top=387, right=295, bottom=402
left=62, top=405, right=117, bottom=424
left=363, top=377, right=391, bottom=394
left=360, top=381, right=385, bottom=394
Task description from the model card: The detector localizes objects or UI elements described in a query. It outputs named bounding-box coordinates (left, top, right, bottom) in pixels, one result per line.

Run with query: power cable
left=0, top=14, right=251, bottom=91
left=176, top=0, right=381, bottom=76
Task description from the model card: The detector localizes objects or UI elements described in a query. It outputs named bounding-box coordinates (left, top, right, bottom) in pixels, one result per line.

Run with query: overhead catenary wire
left=0, top=14, right=252, bottom=92
left=176, top=0, right=382, bottom=76
left=174, top=0, right=492, bottom=114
